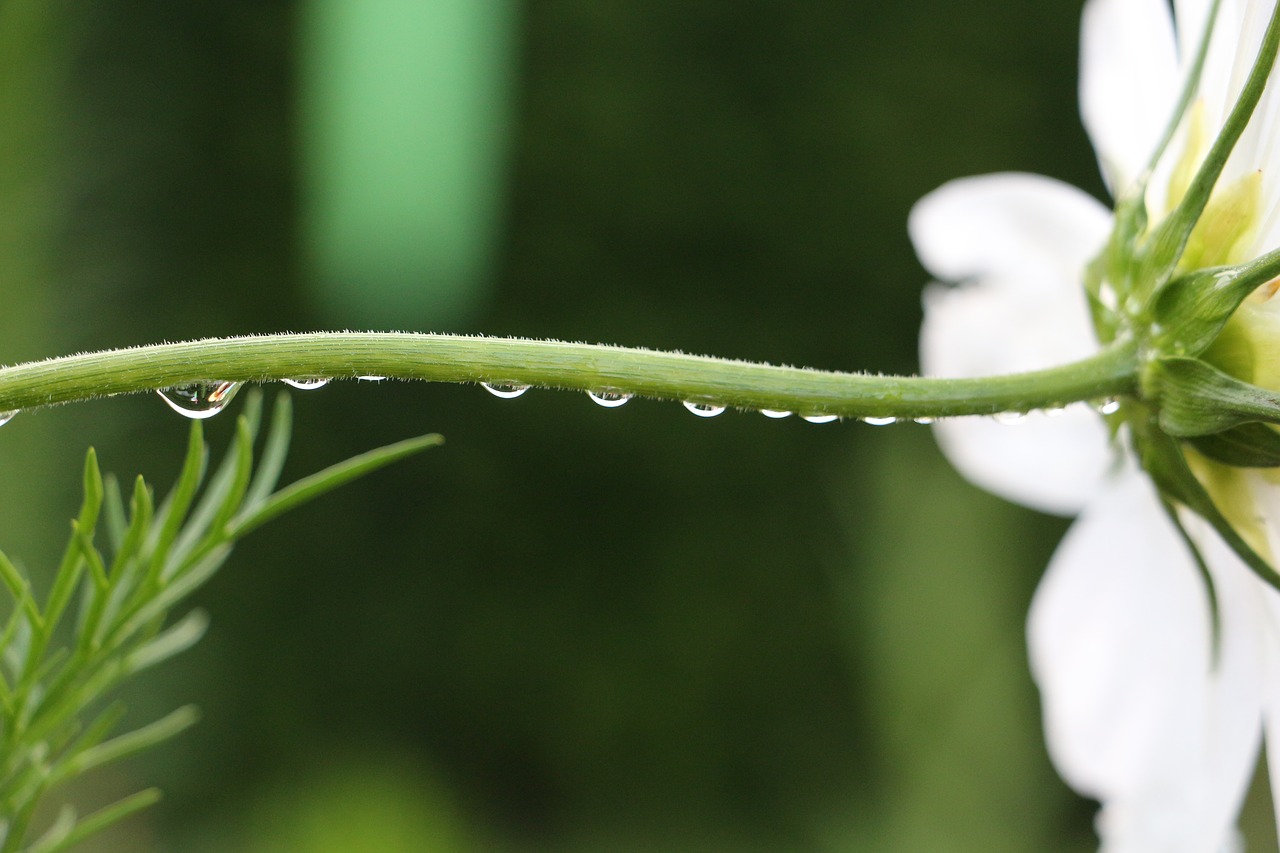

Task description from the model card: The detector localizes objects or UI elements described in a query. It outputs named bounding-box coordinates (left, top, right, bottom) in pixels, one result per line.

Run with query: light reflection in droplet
left=481, top=382, right=531, bottom=399
left=157, top=381, right=243, bottom=420
left=588, top=390, right=632, bottom=408
left=283, top=378, right=330, bottom=390
left=683, top=401, right=726, bottom=418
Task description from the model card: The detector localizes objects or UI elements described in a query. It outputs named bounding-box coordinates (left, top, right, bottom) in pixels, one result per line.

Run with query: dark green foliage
left=0, top=394, right=440, bottom=850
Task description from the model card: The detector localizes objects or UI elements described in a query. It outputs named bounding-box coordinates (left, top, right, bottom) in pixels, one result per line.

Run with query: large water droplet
left=0, top=410, right=16, bottom=427
left=993, top=411, right=1026, bottom=425
left=588, top=389, right=632, bottom=408
left=801, top=413, right=838, bottom=424
left=157, top=381, right=242, bottom=420
left=760, top=409, right=792, bottom=419
left=481, top=382, right=530, bottom=399
left=683, top=401, right=726, bottom=418
left=283, top=377, right=330, bottom=390
left=862, top=416, right=897, bottom=426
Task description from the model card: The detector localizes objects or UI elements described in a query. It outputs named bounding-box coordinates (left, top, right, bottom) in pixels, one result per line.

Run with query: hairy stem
left=0, top=333, right=1139, bottom=419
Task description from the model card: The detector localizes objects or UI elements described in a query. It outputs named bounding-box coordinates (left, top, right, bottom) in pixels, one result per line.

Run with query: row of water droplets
left=473, top=382, right=1123, bottom=424
left=0, top=373, right=1125, bottom=425
left=157, top=376, right=371, bottom=418
left=483, top=381, right=836, bottom=421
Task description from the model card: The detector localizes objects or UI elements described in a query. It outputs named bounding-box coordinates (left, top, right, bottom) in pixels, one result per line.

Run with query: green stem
left=0, top=332, right=1139, bottom=420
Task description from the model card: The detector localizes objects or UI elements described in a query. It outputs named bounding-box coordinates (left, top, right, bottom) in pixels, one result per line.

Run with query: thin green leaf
left=19, top=660, right=127, bottom=751
left=52, top=707, right=198, bottom=784
left=0, top=552, right=43, bottom=634
left=35, top=788, right=162, bottom=853
left=204, top=415, right=255, bottom=548
left=93, top=477, right=156, bottom=655
left=165, top=409, right=257, bottom=574
left=71, top=527, right=110, bottom=658
left=241, top=392, right=293, bottom=512
left=35, top=537, right=82, bottom=646
left=123, top=609, right=208, bottom=674
left=101, top=477, right=127, bottom=554
left=144, top=419, right=207, bottom=575
left=31, top=444, right=107, bottom=668
left=90, top=486, right=156, bottom=648
left=54, top=702, right=125, bottom=772
left=71, top=525, right=107, bottom=595
left=227, top=433, right=443, bottom=539
left=23, top=804, right=74, bottom=853
left=0, top=771, right=46, bottom=853
left=0, top=612, right=29, bottom=698
left=76, top=449, right=103, bottom=540
left=107, top=545, right=233, bottom=650
left=118, top=479, right=154, bottom=576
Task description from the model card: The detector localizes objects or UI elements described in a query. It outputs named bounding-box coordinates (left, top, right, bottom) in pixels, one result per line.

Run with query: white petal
left=1172, top=0, right=1220, bottom=64
left=1258, top=593, right=1280, bottom=843
left=1183, top=0, right=1259, bottom=136
left=1080, top=0, right=1180, bottom=195
left=1029, top=472, right=1262, bottom=852
left=910, top=173, right=1112, bottom=298
left=1233, top=472, right=1280, bottom=841
left=912, top=174, right=1115, bottom=514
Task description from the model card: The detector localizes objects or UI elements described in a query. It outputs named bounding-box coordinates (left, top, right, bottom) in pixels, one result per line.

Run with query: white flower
left=910, top=0, right=1280, bottom=849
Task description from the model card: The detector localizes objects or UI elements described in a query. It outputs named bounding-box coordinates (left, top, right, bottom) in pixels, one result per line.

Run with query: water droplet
left=481, top=382, right=530, bottom=399
left=588, top=389, right=632, bottom=408
left=683, top=401, right=726, bottom=418
left=801, top=413, right=838, bottom=424
left=282, top=377, right=329, bottom=390
left=0, top=410, right=16, bottom=427
left=862, top=416, right=897, bottom=426
left=760, top=409, right=792, bottom=419
left=913, top=416, right=935, bottom=424
left=157, top=381, right=242, bottom=420
left=358, top=375, right=386, bottom=382
left=1096, top=398, right=1121, bottom=415
left=993, top=411, right=1026, bottom=425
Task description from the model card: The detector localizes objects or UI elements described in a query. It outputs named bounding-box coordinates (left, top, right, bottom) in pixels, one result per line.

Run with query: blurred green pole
left=0, top=0, right=66, bottom=560
left=299, top=0, right=518, bottom=330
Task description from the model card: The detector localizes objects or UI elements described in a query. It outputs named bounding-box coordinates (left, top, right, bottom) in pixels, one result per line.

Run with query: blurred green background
left=3, top=0, right=1266, bottom=851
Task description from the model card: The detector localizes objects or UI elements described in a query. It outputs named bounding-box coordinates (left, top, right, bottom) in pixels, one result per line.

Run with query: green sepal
left=1188, top=422, right=1280, bottom=467
left=1149, top=356, right=1280, bottom=436
left=1151, top=247, right=1280, bottom=357
left=1132, top=412, right=1280, bottom=591
left=1085, top=195, right=1147, bottom=343
left=1150, top=265, right=1240, bottom=355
